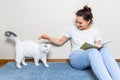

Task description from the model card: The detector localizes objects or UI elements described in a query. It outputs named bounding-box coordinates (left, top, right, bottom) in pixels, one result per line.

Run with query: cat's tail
left=5, top=31, right=17, bottom=37
left=5, top=31, right=20, bottom=43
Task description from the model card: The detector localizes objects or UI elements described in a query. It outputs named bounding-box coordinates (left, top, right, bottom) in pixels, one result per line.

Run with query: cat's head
left=41, top=43, right=51, bottom=53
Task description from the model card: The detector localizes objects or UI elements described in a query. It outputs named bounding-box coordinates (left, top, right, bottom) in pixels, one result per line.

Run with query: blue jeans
left=69, top=47, right=120, bottom=80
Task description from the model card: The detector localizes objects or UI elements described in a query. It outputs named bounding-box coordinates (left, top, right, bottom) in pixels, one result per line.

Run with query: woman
left=38, top=5, right=120, bottom=80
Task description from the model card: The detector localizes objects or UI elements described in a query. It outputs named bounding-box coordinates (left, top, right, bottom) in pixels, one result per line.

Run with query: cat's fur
left=5, top=31, right=51, bottom=68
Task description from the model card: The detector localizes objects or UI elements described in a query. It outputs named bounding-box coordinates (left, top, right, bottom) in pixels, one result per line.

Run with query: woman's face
left=75, top=16, right=91, bottom=30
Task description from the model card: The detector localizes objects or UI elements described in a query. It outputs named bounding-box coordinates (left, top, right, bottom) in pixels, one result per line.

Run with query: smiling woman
left=75, top=5, right=93, bottom=30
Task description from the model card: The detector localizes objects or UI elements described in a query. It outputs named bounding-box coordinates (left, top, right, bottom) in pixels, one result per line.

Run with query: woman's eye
left=76, top=21, right=82, bottom=24
left=79, top=22, right=82, bottom=24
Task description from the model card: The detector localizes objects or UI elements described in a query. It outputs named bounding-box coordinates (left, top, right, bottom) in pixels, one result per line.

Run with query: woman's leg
left=69, top=49, right=112, bottom=80
left=87, top=48, right=112, bottom=80
left=69, top=49, right=90, bottom=69
left=99, top=47, right=120, bottom=80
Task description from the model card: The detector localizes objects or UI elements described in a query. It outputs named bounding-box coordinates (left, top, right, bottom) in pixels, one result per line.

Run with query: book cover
left=80, top=41, right=111, bottom=50
left=80, top=42, right=100, bottom=50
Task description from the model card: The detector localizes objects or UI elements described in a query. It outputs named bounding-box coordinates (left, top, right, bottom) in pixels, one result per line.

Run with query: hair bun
left=83, top=5, right=91, bottom=12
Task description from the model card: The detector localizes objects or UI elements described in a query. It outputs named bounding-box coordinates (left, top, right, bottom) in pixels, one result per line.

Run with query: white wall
left=0, top=0, right=120, bottom=59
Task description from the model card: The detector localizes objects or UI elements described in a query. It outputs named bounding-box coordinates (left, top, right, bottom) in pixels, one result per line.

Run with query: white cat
left=5, top=31, right=51, bottom=68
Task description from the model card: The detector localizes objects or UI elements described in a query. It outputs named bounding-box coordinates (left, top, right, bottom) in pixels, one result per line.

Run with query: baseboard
left=0, top=59, right=69, bottom=63
left=116, top=59, right=120, bottom=62
left=0, top=59, right=120, bottom=63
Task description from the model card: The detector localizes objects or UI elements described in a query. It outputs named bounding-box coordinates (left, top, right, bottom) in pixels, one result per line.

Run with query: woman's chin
left=77, top=26, right=91, bottom=30
left=77, top=27, right=84, bottom=30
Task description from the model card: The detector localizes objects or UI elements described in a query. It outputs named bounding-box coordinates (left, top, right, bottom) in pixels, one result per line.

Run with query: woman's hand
left=38, top=34, right=49, bottom=40
left=94, top=40, right=102, bottom=47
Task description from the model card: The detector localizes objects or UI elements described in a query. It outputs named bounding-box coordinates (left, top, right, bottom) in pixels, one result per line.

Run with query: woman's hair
left=76, top=5, right=93, bottom=24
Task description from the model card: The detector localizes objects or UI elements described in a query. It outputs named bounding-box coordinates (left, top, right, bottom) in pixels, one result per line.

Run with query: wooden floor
left=0, top=62, right=7, bottom=67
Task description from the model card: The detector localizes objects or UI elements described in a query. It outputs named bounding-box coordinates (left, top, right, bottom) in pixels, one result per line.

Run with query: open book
left=80, top=41, right=111, bottom=50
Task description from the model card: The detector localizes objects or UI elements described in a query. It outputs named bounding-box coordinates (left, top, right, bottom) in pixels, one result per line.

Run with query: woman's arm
left=38, top=34, right=69, bottom=46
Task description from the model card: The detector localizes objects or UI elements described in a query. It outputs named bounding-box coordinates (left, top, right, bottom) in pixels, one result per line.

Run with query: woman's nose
left=76, top=23, right=80, bottom=26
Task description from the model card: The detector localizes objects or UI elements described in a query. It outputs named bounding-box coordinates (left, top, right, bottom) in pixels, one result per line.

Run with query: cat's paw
left=45, top=64, right=49, bottom=67
left=35, top=63, right=39, bottom=66
left=17, top=65, right=22, bottom=69
left=22, top=63, right=27, bottom=66
left=16, top=63, right=22, bottom=69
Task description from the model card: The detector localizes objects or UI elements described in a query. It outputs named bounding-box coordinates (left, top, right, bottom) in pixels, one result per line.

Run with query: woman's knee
left=69, top=50, right=89, bottom=69
left=99, top=47, right=109, bottom=52
left=99, top=47, right=111, bottom=55
left=69, top=57, right=90, bottom=69
left=86, top=48, right=98, bottom=54
left=99, top=47, right=113, bottom=58
left=87, top=48, right=98, bottom=52
left=87, top=48, right=100, bottom=58
left=69, top=50, right=83, bottom=58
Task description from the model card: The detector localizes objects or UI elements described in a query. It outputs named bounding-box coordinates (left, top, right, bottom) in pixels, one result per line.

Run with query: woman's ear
left=87, top=19, right=91, bottom=25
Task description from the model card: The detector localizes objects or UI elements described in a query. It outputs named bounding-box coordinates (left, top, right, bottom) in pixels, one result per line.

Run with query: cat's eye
left=44, top=45, right=47, bottom=47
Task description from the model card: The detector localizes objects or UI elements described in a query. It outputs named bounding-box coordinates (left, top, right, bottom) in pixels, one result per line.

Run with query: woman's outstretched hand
left=38, top=34, right=49, bottom=40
